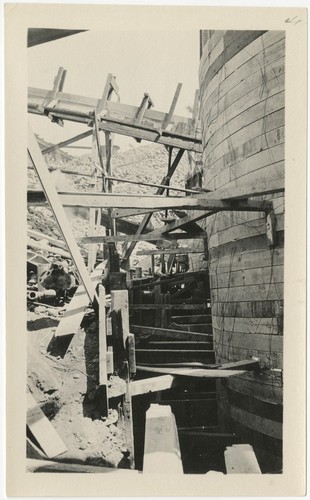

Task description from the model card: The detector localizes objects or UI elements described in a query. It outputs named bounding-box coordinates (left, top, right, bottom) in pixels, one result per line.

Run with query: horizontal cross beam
left=27, top=190, right=272, bottom=212
left=136, top=248, right=203, bottom=255
left=78, top=232, right=205, bottom=244
left=28, top=87, right=202, bottom=152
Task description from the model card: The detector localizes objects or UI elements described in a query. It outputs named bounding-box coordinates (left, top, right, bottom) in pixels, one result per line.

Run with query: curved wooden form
left=199, top=30, right=285, bottom=472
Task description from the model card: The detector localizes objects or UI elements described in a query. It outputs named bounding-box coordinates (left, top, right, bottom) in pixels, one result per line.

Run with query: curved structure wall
left=199, top=30, right=285, bottom=472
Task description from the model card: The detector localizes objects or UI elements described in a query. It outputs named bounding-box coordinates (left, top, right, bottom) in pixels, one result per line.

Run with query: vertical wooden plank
left=162, top=83, right=182, bottom=130
left=127, top=333, right=136, bottom=378
left=151, top=254, right=155, bottom=276
left=87, top=208, right=97, bottom=273
left=106, top=317, right=114, bottom=374
left=154, top=283, right=162, bottom=328
left=98, top=285, right=108, bottom=417
left=110, top=289, right=135, bottom=468
left=124, top=375, right=135, bottom=469
left=28, top=125, right=96, bottom=302
left=111, top=289, right=129, bottom=376
left=165, top=292, right=172, bottom=327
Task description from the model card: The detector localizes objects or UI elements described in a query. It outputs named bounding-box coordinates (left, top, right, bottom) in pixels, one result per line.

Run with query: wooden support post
left=93, top=110, right=106, bottom=190
left=191, top=89, right=200, bottom=129
left=38, top=66, right=67, bottom=125
left=165, top=292, right=172, bottom=327
left=87, top=208, right=99, bottom=272
left=105, top=131, right=117, bottom=236
left=110, top=289, right=135, bottom=467
left=154, top=281, right=162, bottom=328
left=28, top=125, right=96, bottom=303
left=135, top=93, right=154, bottom=124
left=111, top=289, right=129, bottom=376
left=107, top=317, right=114, bottom=374
left=98, top=285, right=109, bottom=417
left=143, top=404, right=183, bottom=474
left=96, top=73, right=120, bottom=116
left=124, top=372, right=135, bottom=469
left=127, top=333, right=136, bottom=379
left=162, top=83, right=182, bottom=130
left=151, top=254, right=155, bottom=276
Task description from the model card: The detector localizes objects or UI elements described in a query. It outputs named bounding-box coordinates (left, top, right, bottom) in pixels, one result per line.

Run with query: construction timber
left=196, top=30, right=285, bottom=472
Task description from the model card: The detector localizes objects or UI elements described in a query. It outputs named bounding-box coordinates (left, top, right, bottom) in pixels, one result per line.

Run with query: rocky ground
left=27, top=141, right=190, bottom=469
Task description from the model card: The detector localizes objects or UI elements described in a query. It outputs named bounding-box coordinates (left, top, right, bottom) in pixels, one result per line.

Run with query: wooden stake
left=98, top=285, right=108, bottom=417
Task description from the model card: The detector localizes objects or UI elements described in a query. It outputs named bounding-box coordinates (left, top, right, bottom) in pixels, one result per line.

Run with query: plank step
left=136, top=341, right=213, bottom=350
left=170, top=322, right=213, bottom=334
left=172, top=314, right=212, bottom=324
left=131, top=325, right=213, bottom=341
left=136, top=349, right=215, bottom=364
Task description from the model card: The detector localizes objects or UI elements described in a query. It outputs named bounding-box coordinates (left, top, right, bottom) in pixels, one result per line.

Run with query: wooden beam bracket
left=38, top=66, right=67, bottom=126
left=266, top=207, right=277, bottom=247
left=135, top=93, right=154, bottom=124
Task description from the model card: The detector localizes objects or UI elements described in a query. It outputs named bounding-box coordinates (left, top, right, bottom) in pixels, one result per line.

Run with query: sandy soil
left=27, top=310, right=129, bottom=468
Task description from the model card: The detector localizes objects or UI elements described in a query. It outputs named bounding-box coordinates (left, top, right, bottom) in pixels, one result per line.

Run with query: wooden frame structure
left=27, top=66, right=285, bottom=471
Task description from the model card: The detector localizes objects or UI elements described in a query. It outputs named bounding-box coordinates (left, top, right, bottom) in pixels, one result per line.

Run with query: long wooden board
left=28, top=88, right=202, bottom=153
left=136, top=365, right=246, bottom=378
left=131, top=325, right=212, bottom=341
left=27, top=393, right=67, bottom=458
left=55, top=263, right=105, bottom=337
left=211, top=299, right=283, bottom=318
left=28, top=127, right=96, bottom=302
left=129, top=375, right=178, bottom=396
left=28, top=192, right=271, bottom=211
left=135, top=349, right=215, bottom=364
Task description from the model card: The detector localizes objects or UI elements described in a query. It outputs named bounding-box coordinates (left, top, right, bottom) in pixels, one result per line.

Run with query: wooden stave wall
left=199, top=30, right=285, bottom=471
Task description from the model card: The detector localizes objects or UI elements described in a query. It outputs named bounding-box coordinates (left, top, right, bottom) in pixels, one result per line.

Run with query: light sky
left=28, top=29, right=200, bottom=153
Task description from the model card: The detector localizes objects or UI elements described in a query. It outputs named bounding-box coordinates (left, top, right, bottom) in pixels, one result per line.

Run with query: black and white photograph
left=5, top=4, right=307, bottom=497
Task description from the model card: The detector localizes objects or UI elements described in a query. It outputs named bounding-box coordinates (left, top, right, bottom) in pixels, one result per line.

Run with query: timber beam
left=27, top=191, right=154, bottom=234
left=136, top=248, right=204, bottom=256
left=28, top=87, right=202, bottom=153
left=79, top=232, right=206, bottom=244
left=27, top=126, right=96, bottom=302
left=41, top=130, right=93, bottom=155
left=26, top=190, right=272, bottom=212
